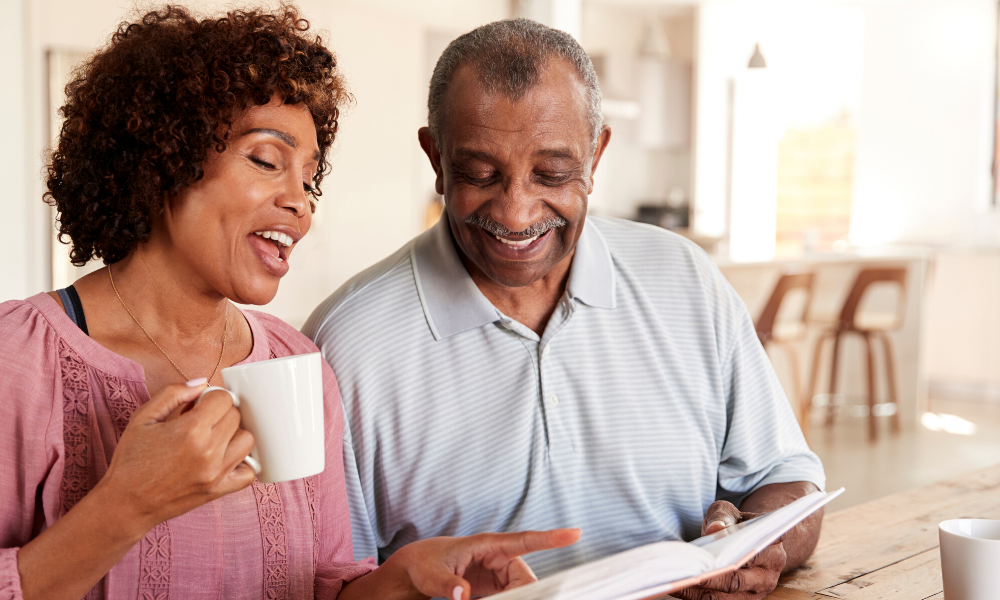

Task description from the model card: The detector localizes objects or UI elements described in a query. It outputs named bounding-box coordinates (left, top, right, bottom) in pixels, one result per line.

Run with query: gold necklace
left=109, top=266, right=229, bottom=383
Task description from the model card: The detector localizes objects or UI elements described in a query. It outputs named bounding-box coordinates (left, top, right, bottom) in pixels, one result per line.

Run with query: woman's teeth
left=494, top=233, right=539, bottom=248
left=254, top=230, right=293, bottom=247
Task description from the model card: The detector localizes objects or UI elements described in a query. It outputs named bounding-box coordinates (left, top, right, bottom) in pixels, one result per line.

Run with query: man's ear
left=586, top=125, right=612, bottom=194
left=418, top=127, right=445, bottom=196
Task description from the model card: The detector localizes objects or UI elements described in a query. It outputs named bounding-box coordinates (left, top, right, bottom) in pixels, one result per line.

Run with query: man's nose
left=492, top=178, right=541, bottom=233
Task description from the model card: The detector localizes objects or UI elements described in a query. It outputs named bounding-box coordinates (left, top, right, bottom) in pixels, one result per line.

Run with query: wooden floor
left=806, top=396, right=1000, bottom=512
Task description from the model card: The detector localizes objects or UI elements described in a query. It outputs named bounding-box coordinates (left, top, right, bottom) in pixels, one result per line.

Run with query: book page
left=489, top=541, right=715, bottom=600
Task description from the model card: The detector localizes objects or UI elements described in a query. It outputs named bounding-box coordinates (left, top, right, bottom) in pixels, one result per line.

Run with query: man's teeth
left=494, top=233, right=539, bottom=248
left=254, top=230, right=293, bottom=247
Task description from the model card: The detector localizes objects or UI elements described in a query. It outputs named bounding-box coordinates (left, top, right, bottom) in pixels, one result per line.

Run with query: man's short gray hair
left=427, top=18, right=603, bottom=150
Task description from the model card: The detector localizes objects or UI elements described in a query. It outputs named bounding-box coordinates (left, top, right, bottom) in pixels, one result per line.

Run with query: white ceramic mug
left=939, top=519, right=1000, bottom=600
left=199, top=352, right=325, bottom=484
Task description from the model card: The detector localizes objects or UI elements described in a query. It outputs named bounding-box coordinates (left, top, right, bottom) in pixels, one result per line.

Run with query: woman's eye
left=249, top=156, right=276, bottom=169
left=303, top=182, right=315, bottom=194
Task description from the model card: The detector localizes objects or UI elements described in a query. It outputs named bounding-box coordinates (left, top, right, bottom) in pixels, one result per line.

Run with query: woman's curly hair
left=45, top=4, right=348, bottom=266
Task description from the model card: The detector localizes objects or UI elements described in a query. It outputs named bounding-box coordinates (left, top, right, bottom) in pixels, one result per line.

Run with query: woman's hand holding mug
left=98, top=381, right=257, bottom=533
left=196, top=385, right=262, bottom=475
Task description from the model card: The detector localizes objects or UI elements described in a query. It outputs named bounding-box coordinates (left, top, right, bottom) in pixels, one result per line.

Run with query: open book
left=492, top=488, right=844, bottom=600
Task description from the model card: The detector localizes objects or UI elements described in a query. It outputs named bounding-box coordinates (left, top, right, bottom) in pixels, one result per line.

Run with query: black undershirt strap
left=64, top=285, right=89, bottom=336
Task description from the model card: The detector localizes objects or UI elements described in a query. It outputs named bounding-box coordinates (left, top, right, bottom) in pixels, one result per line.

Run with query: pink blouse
left=0, top=293, right=375, bottom=600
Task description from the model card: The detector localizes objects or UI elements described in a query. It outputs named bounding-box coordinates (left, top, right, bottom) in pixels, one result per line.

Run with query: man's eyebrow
left=452, top=147, right=578, bottom=162
left=536, top=148, right=576, bottom=160
left=241, top=127, right=321, bottom=161
left=453, top=148, right=496, bottom=162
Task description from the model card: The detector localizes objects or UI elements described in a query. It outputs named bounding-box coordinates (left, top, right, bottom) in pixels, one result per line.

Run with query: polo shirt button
left=542, top=345, right=551, bottom=358
left=548, top=394, right=559, bottom=407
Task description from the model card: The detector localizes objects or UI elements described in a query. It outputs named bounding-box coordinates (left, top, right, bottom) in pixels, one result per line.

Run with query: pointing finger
left=478, top=528, right=582, bottom=559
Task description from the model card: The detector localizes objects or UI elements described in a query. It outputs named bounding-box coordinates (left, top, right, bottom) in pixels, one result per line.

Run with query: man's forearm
left=740, top=481, right=822, bottom=573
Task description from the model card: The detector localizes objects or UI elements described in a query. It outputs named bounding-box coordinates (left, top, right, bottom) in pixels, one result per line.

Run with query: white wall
left=850, top=0, right=997, bottom=246
left=692, top=0, right=865, bottom=240
left=583, top=4, right=695, bottom=220
left=6, top=0, right=508, bottom=326
left=0, top=0, right=29, bottom=302
left=924, top=249, right=1000, bottom=389
left=692, top=0, right=998, bottom=248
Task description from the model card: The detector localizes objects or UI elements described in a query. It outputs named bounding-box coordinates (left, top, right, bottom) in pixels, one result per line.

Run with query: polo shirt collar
left=412, top=216, right=500, bottom=341
left=566, top=218, right=616, bottom=310
left=412, top=216, right=616, bottom=341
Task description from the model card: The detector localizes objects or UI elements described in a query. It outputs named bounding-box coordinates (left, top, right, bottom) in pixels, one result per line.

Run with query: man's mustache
left=465, top=213, right=567, bottom=238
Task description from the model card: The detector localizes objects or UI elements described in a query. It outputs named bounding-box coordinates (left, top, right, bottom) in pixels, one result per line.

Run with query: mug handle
left=198, top=386, right=262, bottom=475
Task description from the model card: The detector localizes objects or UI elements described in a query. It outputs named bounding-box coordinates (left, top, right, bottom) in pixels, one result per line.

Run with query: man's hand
left=674, top=501, right=786, bottom=600
left=675, top=482, right=823, bottom=600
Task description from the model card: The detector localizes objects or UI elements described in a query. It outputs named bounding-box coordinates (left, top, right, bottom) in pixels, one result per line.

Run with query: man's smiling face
left=421, top=58, right=609, bottom=289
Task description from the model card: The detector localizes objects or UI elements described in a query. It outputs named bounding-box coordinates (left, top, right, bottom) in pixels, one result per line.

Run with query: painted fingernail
left=453, top=585, right=463, bottom=600
left=185, top=377, right=208, bottom=387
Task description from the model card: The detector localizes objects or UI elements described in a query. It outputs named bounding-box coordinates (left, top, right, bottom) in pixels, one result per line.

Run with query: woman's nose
left=277, top=175, right=310, bottom=217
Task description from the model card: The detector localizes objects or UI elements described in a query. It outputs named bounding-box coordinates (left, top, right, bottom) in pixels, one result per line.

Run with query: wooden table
left=766, top=463, right=1000, bottom=599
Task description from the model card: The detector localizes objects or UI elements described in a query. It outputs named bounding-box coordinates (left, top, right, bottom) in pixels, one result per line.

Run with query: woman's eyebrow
left=240, top=127, right=320, bottom=160
left=241, top=127, right=297, bottom=148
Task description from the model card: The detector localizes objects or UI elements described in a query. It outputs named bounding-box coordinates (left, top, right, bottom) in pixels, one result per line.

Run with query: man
left=304, top=18, right=825, bottom=599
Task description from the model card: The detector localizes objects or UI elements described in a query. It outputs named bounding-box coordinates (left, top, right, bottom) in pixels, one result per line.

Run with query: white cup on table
left=939, top=518, right=1000, bottom=600
left=200, top=352, right=325, bottom=484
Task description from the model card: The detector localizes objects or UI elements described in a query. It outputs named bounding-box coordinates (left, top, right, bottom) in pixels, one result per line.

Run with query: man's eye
left=303, top=182, right=315, bottom=194
left=537, top=173, right=570, bottom=185
left=462, top=172, right=497, bottom=186
left=250, top=156, right=276, bottom=169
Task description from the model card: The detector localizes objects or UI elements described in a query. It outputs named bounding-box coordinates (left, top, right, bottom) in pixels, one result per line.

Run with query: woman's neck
left=109, top=247, right=230, bottom=344
left=68, top=240, right=254, bottom=391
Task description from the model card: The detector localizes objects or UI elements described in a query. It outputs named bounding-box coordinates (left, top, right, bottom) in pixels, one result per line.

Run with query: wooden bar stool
left=806, top=267, right=907, bottom=441
left=755, top=272, right=815, bottom=434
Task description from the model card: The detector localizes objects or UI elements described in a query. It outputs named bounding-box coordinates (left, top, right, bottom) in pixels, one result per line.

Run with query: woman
left=0, top=6, right=577, bottom=600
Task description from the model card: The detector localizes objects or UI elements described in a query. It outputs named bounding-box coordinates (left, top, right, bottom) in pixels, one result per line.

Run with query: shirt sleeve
left=0, top=548, right=23, bottom=600
left=701, top=266, right=826, bottom=505
left=340, top=404, right=379, bottom=562
left=0, top=301, right=65, bottom=600
left=313, top=356, right=377, bottom=598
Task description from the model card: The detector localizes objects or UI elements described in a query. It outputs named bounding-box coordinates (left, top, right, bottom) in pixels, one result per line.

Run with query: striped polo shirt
left=303, top=215, right=825, bottom=577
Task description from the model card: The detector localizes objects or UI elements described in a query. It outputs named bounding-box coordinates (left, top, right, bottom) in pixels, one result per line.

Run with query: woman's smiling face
left=159, top=97, right=320, bottom=305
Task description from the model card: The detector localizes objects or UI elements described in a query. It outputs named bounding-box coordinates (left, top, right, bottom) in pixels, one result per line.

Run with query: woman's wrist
left=87, top=478, right=158, bottom=545
left=380, top=546, right=424, bottom=599
left=337, top=547, right=425, bottom=600
left=17, top=481, right=155, bottom=600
